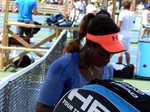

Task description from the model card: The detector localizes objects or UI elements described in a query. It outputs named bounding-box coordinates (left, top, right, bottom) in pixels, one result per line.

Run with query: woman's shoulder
left=101, top=63, right=114, bottom=79
left=102, top=63, right=113, bottom=69
left=46, top=53, right=77, bottom=78
left=50, top=52, right=78, bottom=71
left=52, top=53, right=74, bottom=66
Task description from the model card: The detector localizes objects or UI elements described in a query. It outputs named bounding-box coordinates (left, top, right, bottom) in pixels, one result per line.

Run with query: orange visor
left=86, top=33, right=126, bottom=53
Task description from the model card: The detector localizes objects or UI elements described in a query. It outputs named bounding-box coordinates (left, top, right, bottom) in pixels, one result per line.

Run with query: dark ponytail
left=62, top=13, right=96, bottom=54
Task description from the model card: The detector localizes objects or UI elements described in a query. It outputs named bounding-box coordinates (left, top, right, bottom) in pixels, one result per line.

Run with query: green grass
left=0, top=66, right=22, bottom=78
left=115, top=78, right=150, bottom=91
left=130, top=43, right=138, bottom=47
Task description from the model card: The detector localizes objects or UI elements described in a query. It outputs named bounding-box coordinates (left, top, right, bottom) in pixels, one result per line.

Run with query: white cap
left=91, top=0, right=97, bottom=3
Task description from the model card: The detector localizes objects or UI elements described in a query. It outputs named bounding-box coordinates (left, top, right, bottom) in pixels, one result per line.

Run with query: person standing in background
left=139, top=4, right=150, bottom=39
left=72, top=0, right=86, bottom=39
left=117, top=0, right=135, bottom=65
left=68, top=0, right=78, bottom=22
left=1, top=0, right=6, bottom=12
left=137, top=1, right=144, bottom=14
left=74, top=0, right=86, bottom=22
left=107, top=0, right=113, bottom=17
left=14, top=0, right=38, bottom=38
left=86, top=0, right=98, bottom=15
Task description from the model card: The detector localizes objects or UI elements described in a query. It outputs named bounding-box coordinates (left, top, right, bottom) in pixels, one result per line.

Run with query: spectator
left=1, top=0, right=6, bottom=12
left=86, top=0, right=98, bottom=15
left=137, top=1, right=144, bottom=14
left=139, top=4, right=150, bottom=39
left=72, top=0, right=86, bottom=39
left=117, top=0, right=135, bottom=65
left=73, top=0, right=86, bottom=24
left=35, top=13, right=125, bottom=112
left=68, top=0, right=78, bottom=22
left=107, top=0, right=113, bottom=17
left=14, top=0, right=38, bottom=38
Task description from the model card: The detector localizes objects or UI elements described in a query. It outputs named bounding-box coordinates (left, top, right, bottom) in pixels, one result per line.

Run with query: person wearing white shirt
left=86, top=0, right=97, bottom=15
left=73, top=0, right=86, bottom=26
left=117, top=1, right=135, bottom=65
left=139, top=4, right=150, bottom=39
left=138, top=1, right=144, bottom=13
left=75, top=0, right=86, bottom=13
left=107, top=0, right=113, bottom=17
left=74, top=0, right=86, bottom=17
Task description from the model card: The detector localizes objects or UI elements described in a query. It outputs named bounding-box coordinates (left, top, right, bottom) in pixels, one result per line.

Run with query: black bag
left=54, top=79, right=150, bottom=112
left=12, top=54, right=34, bottom=67
left=113, top=63, right=135, bottom=78
left=46, top=13, right=72, bottom=27
left=30, top=21, right=42, bottom=34
left=25, top=21, right=42, bottom=35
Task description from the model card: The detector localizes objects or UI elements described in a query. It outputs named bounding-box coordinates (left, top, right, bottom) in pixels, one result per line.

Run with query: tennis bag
left=46, top=14, right=72, bottom=27
left=54, top=79, right=150, bottom=112
left=12, top=54, right=34, bottom=67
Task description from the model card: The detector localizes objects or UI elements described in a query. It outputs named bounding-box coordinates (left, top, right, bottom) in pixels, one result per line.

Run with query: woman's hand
left=35, top=102, right=53, bottom=112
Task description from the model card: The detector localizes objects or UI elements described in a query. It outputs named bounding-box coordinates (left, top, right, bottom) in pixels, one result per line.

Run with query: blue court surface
left=111, top=47, right=138, bottom=65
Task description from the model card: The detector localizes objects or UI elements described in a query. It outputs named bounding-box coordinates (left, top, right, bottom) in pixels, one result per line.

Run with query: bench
left=37, top=4, right=66, bottom=16
left=0, top=2, right=67, bottom=16
left=0, top=1, right=14, bottom=11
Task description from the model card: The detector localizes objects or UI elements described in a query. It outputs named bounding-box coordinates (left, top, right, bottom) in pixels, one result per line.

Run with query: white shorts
left=119, top=34, right=130, bottom=52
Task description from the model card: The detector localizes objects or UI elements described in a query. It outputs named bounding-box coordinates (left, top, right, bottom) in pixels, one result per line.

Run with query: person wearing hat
left=139, top=4, right=150, bottom=39
left=86, top=0, right=98, bottom=15
left=36, top=13, right=126, bottom=112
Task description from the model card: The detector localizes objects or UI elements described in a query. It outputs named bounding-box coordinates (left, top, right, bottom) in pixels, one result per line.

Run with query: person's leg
left=117, top=52, right=123, bottom=64
left=17, top=20, right=24, bottom=37
left=24, top=21, right=33, bottom=38
left=146, top=27, right=149, bottom=38
left=125, top=52, right=130, bottom=65
left=124, top=38, right=130, bottom=65
left=17, top=26, right=24, bottom=37
left=139, top=28, right=146, bottom=39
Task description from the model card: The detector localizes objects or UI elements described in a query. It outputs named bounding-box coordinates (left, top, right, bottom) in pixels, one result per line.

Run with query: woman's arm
left=13, top=3, right=18, bottom=12
left=36, top=102, right=53, bottom=112
left=117, top=20, right=122, bottom=28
